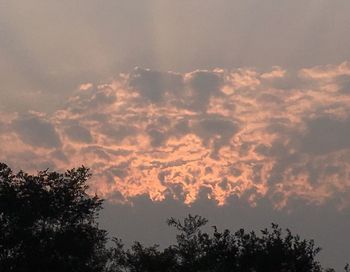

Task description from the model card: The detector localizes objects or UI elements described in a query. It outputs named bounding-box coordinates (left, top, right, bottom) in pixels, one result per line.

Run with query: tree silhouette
left=0, top=163, right=109, bottom=272
left=116, top=214, right=344, bottom=272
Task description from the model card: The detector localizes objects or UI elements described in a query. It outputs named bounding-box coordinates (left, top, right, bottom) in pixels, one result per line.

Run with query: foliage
left=119, top=215, right=325, bottom=272
left=0, top=163, right=108, bottom=272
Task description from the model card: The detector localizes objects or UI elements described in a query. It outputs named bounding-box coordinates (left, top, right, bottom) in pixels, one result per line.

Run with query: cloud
left=334, top=75, right=350, bottom=94
left=191, top=114, right=238, bottom=158
left=128, top=68, right=184, bottom=103
left=300, top=117, right=350, bottom=155
left=64, top=123, right=93, bottom=143
left=2, top=61, right=350, bottom=209
left=184, top=70, right=224, bottom=111
left=11, top=113, right=61, bottom=148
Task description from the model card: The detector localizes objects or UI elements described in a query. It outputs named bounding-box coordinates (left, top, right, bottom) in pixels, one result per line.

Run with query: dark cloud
left=301, top=117, right=350, bottom=155
left=50, top=150, right=69, bottom=163
left=106, top=161, right=131, bottom=180
left=147, top=128, right=167, bottom=147
left=12, top=115, right=61, bottom=148
left=68, top=87, right=117, bottom=113
left=80, top=146, right=111, bottom=161
left=188, top=70, right=223, bottom=95
left=100, top=123, right=137, bottom=143
left=192, top=114, right=238, bottom=157
left=0, top=122, right=5, bottom=133
left=185, top=71, right=224, bottom=111
left=171, top=118, right=191, bottom=137
left=128, top=68, right=224, bottom=112
left=334, top=75, right=350, bottom=94
left=129, top=68, right=184, bottom=103
left=65, top=124, right=93, bottom=143
left=260, top=69, right=309, bottom=90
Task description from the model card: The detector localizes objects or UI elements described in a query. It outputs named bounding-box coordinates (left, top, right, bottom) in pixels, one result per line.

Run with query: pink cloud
left=2, top=61, right=350, bottom=209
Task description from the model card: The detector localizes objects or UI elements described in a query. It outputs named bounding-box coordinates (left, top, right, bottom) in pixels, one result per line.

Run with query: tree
left=117, top=214, right=335, bottom=272
left=0, top=163, right=109, bottom=272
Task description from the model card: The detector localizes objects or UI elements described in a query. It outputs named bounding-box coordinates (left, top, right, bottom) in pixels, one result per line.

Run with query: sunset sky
left=1, top=1, right=350, bottom=269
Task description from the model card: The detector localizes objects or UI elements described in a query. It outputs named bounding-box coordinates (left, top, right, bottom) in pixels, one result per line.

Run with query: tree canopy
left=0, top=163, right=347, bottom=271
left=0, top=163, right=108, bottom=272
left=115, top=215, right=326, bottom=272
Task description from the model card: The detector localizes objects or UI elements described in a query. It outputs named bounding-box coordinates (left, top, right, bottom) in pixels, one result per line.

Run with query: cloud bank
left=2, top=61, right=350, bottom=209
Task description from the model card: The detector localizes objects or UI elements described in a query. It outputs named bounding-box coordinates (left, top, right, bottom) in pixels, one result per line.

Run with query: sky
left=1, top=0, right=350, bottom=269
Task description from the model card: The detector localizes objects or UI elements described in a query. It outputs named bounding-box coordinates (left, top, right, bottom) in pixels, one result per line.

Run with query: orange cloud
left=2, top=62, right=350, bottom=209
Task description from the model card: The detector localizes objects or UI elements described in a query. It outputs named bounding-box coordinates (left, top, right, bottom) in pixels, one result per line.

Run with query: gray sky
left=1, top=1, right=350, bottom=269
left=2, top=0, right=350, bottom=111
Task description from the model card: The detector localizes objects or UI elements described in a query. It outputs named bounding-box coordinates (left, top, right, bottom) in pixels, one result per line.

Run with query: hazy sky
left=1, top=1, right=350, bottom=269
